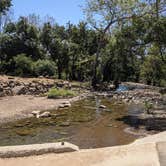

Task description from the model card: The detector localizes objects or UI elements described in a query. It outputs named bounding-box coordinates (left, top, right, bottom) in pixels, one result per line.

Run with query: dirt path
left=0, top=95, right=72, bottom=124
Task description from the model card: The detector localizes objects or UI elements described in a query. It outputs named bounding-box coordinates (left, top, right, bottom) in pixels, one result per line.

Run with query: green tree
left=84, top=0, right=148, bottom=88
left=14, top=54, right=33, bottom=76
left=40, top=22, right=52, bottom=51
left=0, top=0, right=12, bottom=32
left=140, top=52, right=165, bottom=86
left=0, top=0, right=12, bottom=14
left=34, top=59, right=56, bottom=76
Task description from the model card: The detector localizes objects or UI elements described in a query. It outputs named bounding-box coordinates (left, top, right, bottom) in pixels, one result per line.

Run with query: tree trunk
left=156, top=0, right=160, bottom=19
left=91, top=35, right=102, bottom=88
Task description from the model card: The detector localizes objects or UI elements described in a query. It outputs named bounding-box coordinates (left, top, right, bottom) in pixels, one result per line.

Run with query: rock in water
left=64, top=103, right=71, bottom=107
left=99, top=105, right=106, bottom=109
left=59, top=101, right=71, bottom=108
left=39, top=112, right=51, bottom=118
left=59, top=104, right=65, bottom=108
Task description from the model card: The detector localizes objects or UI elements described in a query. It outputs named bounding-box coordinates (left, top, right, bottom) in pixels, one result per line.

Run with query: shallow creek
left=0, top=96, right=139, bottom=149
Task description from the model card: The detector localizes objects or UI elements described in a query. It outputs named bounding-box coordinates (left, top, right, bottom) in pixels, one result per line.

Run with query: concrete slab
left=0, top=132, right=166, bottom=165
left=157, top=142, right=166, bottom=166
left=0, top=142, right=161, bottom=166
left=133, top=131, right=166, bottom=145
left=0, top=142, right=79, bottom=158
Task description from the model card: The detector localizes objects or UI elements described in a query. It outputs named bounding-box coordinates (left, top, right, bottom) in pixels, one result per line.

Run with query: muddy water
left=0, top=96, right=138, bottom=149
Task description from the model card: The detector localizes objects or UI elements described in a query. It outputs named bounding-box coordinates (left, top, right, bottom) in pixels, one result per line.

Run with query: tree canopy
left=0, top=0, right=165, bottom=87
left=0, top=0, right=12, bottom=14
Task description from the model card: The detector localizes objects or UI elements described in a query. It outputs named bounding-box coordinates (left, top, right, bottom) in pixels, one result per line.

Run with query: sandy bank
left=0, top=94, right=87, bottom=124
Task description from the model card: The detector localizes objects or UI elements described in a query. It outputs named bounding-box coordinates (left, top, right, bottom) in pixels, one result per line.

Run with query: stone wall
left=0, top=76, right=75, bottom=97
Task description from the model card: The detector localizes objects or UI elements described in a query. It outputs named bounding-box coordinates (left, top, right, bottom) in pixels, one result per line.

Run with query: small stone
left=128, top=96, right=132, bottom=100
left=107, top=124, right=113, bottom=127
left=124, top=99, right=129, bottom=103
left=59, top=104, right=65, bottom=108
left=39, top=111, right=51, bottom=118
left=99, top=105, right=106, bottom=109
left=64, top=103, right=71, bottom=107
left=31, top=111, right=41, bottom=116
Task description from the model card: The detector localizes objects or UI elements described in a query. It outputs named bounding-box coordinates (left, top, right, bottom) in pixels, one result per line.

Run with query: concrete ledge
left=0, top=142, right=79, bottom=158
left=132, top=131, right=166, bottom=145
left=0, top=133, right=166, bottom=165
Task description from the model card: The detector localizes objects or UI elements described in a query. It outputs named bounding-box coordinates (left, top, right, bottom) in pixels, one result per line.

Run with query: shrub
left=47, top=88, right=76, bottom=99
left=14, top=54, right=33, bottom=76
left=34, top=59, right=56, bottom=76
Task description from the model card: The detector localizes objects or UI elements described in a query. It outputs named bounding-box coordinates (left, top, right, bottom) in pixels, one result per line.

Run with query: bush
left=34, top=59, right=56, bottom=76
left=47, top=88, right=76, bottom=99
left=14, top=54, right=33, bottom=76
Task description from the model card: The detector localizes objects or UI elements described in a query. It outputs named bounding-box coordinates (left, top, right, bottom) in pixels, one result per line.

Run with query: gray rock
left=39, top=112, right=51, bottom=118
left=12, top=86, right=25, bottom=95
left=64, top=103, right=71, bottom=107
left=31, top=111, right=41, bottom=116
left=61, top=101, right=70, bottom=105
left=124, top=99, right=130, bottom=103
left=99, top=105, right=106, bottom=109
left=59, top=104, right=65, bottom=108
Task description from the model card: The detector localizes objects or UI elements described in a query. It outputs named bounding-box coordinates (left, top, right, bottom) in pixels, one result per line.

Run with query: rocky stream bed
left=0, top=76, right=165, bottom=148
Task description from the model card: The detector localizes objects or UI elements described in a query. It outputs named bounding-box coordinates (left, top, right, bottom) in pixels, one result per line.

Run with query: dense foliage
left=0, top=0, right=165, bottom=87
left=0, top=0, right=12, bottom=14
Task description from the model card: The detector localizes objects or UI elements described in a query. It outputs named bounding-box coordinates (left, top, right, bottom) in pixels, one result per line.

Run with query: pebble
left=99, top=105, right=106, bottom=109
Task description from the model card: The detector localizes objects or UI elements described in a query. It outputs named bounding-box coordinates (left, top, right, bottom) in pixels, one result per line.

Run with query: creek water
left=0, top=96, right=139, bottom=149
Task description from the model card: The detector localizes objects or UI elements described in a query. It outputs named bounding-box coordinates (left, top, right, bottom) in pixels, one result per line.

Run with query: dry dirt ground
left=0, top=95, right=70, bottom=123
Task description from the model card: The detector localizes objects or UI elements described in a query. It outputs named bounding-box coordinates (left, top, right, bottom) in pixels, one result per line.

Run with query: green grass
left=47, top=88, right=77, bottom=99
